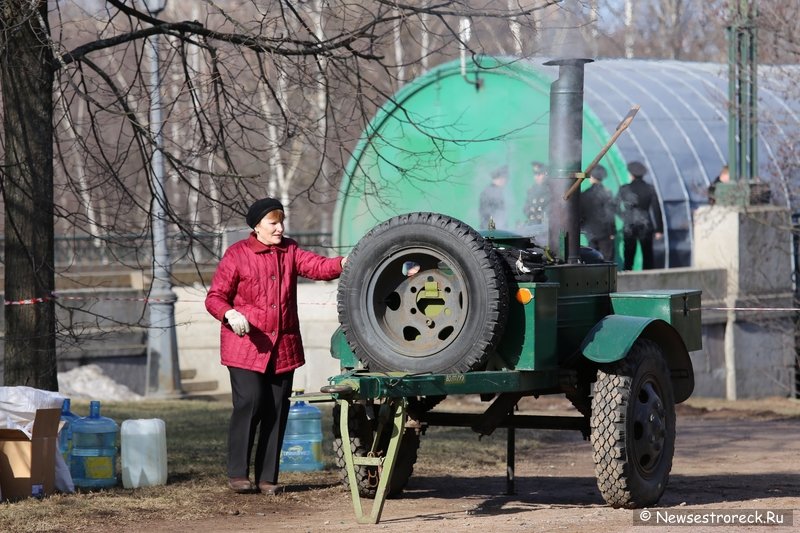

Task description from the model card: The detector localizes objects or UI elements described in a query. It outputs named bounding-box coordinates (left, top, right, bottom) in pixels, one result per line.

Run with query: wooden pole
left=562, top=104, right=640, bottom=201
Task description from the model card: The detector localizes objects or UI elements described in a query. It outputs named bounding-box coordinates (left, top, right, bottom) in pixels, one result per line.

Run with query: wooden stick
left=562, top=104, right=640, bottom=201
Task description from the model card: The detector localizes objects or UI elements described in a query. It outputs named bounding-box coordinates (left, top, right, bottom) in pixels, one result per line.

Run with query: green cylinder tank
left=333, top=56, right=629, bottom=264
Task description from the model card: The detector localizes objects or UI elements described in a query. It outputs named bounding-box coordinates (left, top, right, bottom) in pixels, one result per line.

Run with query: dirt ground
left=130, top=397, right=799, bottom=533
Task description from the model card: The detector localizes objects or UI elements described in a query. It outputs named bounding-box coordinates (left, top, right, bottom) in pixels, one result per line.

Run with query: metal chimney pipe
left=545, top=58, right=592, bottom=264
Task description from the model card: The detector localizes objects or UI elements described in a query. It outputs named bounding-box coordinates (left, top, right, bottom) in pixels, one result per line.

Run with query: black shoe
left=228, top=477, right=254, bottom=493
left=258, top=482, right=284, bottom=495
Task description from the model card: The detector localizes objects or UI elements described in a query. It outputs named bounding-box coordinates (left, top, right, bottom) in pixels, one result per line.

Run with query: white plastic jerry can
left=121, top=418, right=168, bottom=489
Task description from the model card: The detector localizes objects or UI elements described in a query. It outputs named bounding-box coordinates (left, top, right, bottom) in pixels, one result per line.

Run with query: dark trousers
left=588, top=236, right=615, bottom=264
left=227, top=366, right=294, bottom=484
left=623, top=233, right=654, bottom=270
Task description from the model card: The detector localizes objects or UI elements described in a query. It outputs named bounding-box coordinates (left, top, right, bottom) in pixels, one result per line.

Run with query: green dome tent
left=333, top=56, right=628, bottom=263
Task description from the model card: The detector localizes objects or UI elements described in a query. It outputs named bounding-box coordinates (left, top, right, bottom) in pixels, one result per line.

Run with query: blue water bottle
left=70, top=401, right=119, bottom=489
left=58, top=398, right=80, bottom=462
left=280, top=391, right=324, bottom=471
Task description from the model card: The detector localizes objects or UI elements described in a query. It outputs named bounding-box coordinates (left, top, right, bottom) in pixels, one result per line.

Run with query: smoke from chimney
left=536, top=0, right=592, bottom=60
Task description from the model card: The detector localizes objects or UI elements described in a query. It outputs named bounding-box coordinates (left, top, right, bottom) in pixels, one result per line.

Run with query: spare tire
left=338, top=212, right=509, bottom=373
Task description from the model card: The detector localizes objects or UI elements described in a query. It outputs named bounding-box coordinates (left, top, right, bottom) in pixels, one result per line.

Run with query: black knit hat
left=590, top=165, right=607, bottom=181
left=246, top=198, right=284, bottom=228
left=491, top=165, right=509, bottom=180
left=627, top=161, right=647, bottom=178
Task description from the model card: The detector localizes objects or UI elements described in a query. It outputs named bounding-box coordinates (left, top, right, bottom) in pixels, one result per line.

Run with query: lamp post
left=142, top=0, right=182, bottom=397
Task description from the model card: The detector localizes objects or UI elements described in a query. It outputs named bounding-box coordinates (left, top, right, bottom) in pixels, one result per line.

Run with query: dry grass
left=0, top=399, right=234, bottom=532
left=0, top=397, right=560, bottom=532
left=5, top=395, right=794, bottom=531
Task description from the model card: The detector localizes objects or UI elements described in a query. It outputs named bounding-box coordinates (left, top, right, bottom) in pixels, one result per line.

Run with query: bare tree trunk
left=312, top=0, right=333, bottom=237
left=589, top=0, right=599, bottom=57
left=57, top=94, right=101, bottom=249
left=1, top=1, right=57, bottom=390
left=259, top=66, right=300, bottom=231
left=624, top=0, right=635, bottom=58
left=170, top=4, right=205, bottom=258
left=206, top=154, right=221, bottom=238
left=508, top=0, right=523, bottom=56
left=393, top=8, right=405, bottom=87
left=651, top=0, right=687, bottom=60
left=420, top=8, right=431, bottom=71
left=260, top=80, right=288, bottom=221
left=459, top=17, right=472, bottom=76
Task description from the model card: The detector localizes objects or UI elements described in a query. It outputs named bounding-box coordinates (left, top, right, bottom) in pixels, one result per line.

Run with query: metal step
left=181, top=379, right=219, bottom=393
left=182, top=392, right=232, bottom=402
left=180, top=368, right=197, bottom=380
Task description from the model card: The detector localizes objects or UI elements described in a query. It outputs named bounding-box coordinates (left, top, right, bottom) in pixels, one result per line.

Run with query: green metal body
left=331, top=261, right=700, bottom=403
left=338, top=398, right=406, bottom=524
left=609, top=290, right=702, bottom=352
left=492, top=281, right=560, bottom=371
left=329, top=369, right=562, bottom=400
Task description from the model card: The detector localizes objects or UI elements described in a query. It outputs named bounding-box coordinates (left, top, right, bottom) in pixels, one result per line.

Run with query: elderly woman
left=205, top=198, right=345, bottom=495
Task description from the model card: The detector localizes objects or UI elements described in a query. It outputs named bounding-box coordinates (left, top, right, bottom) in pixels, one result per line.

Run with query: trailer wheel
left=338, top=212, right=508, bottom=373
left=332, top=403, right=420, bottom=498
left=591, top=338, right=676, bottom=508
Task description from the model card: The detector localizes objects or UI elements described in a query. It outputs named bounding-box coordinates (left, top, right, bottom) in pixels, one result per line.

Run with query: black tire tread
left=337, top=212, right=508, bottom=373
left=590, top=338, right=675, bottom=508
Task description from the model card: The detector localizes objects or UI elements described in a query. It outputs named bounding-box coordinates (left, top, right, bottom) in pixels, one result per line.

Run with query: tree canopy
left=1, top=0, right=797, bottom=389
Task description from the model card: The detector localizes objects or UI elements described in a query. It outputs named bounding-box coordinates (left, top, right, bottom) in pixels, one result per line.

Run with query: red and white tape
left=4, top=296, right=53, bottom=306
left=4, top=293, right=174, bottom=306
left=4, top=293, right=337, bottom=306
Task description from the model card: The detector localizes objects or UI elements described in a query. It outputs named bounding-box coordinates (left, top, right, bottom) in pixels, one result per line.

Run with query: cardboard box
left=0, top=408, right=61, bottom=501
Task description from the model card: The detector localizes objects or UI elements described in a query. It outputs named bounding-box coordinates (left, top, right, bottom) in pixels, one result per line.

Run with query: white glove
left=224, top=309, right=250, bottom=336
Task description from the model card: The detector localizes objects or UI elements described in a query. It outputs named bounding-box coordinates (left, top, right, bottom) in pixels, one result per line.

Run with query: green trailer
left=318, top=59, right=701, bottom=524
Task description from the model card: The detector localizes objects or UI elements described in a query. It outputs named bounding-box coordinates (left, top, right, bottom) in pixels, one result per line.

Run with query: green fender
left=580, top=315, right=695, bottom=403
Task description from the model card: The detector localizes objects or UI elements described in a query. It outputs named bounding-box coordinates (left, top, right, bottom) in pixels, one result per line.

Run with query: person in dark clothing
left=617, top=161, right=663, bottom=270
left=521, top=161, right=549, bottom=244
left=579, top=165, right=616, bottom=262
left=524, top=161, right=548, bottom=226
left=479, top=165, right=509, bottom=228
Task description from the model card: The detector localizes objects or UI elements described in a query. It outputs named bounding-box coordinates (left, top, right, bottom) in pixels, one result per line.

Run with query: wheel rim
left=365, top=247, right=468, bottom=357
left=631, top=378, right=667, bottom=477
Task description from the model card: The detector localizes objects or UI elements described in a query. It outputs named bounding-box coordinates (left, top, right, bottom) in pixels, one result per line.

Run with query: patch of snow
left=57, top=364, right=143, bottom=402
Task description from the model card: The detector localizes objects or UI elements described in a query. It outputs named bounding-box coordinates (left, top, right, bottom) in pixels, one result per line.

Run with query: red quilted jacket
left=205, top=233, right=343, bottom=374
